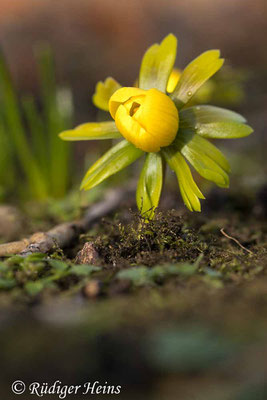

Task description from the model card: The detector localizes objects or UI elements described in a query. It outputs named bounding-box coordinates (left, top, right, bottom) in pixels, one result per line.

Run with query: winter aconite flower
left=109, top=87, right=178, bottom=152
left=59, top=34, right=253, bottom=218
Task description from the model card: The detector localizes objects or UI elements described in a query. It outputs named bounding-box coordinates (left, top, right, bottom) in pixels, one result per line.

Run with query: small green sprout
left=59, top=34, right=253, bottom=218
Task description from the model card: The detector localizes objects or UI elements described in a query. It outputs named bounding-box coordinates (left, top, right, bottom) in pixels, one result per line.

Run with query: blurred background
left=0, top=1, right=267, bottom=399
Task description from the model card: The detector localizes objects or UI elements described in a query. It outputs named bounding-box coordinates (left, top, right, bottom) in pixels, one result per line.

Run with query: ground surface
left=0, top=186, right=267, bottom=400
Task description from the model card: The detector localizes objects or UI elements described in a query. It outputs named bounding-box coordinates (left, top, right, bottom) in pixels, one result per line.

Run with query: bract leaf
left=176, top=130, right=230, bottom=187
left=195, top=121, right=253, bottom=139
left=59, top=121, right=122, bottom=141
left=136, top=152, right=163, bottom=219
left=180, top=105, right=253, bottom=139
left=171, top=50, right=224, bottom=109
left=139, top=34, right=177, bottom=92
left=180, top=105, right=246, bottom=125
left=162, top=146, right=204, bottom=212
left=81, top=140, right=143, bottom=190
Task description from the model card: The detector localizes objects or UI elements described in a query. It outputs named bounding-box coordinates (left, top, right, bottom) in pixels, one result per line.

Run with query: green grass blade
left=0, top=112, right=15, bottom=197
left=0, top=52, right=48, bottom=200
left=22, top=95, right=49, bottom=179
left=37, top=44, right=72, bottom=198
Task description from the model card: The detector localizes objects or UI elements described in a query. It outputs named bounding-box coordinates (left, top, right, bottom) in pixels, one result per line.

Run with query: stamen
left=129, top=102, right=140, bottom=116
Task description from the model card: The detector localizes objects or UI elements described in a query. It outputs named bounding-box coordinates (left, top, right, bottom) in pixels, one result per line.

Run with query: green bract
left=59, top=34, right=253, bottom=217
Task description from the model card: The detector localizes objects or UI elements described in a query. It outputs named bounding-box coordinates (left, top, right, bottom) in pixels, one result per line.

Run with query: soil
left=0, top=186, right=266, bottom=400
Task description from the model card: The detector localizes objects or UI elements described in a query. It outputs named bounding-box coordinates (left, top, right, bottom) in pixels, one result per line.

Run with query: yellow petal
left=115, top=104, right=156, bottom=152
left=109, top=87, right=146, bottom=119
left=92, top=77, right=121, bottom=111
left=109, top=87, right=179, bottom=153
left=166, top=68, right=182, bottom=93
left=134, top=89, right=179, bottom=148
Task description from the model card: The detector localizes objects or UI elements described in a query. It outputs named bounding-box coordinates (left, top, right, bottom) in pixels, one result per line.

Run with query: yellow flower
left=59, top=34, right=253, bottom=217
left=109, top=87, right=179, bottom=152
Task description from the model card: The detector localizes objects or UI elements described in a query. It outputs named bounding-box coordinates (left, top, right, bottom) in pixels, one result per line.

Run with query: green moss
left=0, top=252, right=101, bottom=299
left=0, top=197, right=266, bottom=307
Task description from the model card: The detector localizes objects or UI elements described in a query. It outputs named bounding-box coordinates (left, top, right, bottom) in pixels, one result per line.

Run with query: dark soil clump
left=93, top=210, right=203, bottom=268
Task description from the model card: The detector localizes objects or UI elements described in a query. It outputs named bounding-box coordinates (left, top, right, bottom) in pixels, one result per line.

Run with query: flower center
left=129, top=102, right=141, bottom=117
left=109, top=87, right=179, bottom=153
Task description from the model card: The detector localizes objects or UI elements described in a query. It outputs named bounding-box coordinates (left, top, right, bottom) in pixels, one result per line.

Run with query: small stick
left=220, top=228, right=253, bottom=255
left=0, top=187, right=131, bottom=257
left=0, top=239, right=31, bottom=256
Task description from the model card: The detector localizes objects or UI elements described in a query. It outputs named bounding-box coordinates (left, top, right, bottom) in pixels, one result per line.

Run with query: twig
left=0, top=187, right=131, bottom=257
left=220, top=228, right=253, bottom=255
